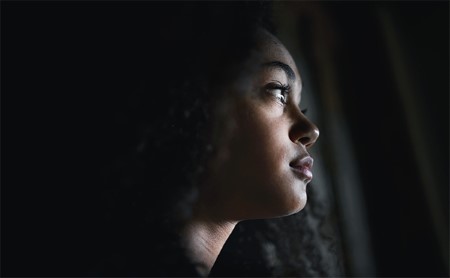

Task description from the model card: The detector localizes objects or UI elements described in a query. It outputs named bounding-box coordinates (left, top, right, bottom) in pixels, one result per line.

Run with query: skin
left=181, top=29, right=320, bottom=276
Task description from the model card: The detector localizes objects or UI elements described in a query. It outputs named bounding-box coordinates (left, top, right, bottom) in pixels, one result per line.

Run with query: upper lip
left=289, top=155, right=314, bottom=170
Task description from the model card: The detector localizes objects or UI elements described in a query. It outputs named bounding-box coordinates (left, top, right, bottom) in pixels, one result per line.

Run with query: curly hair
left=92, top=2, right=342, bottom=276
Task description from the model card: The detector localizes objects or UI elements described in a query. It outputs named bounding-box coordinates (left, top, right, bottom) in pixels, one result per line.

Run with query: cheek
left=243, top=130, right=306, bottom=216
left=227, top=103, right=307, bottom=217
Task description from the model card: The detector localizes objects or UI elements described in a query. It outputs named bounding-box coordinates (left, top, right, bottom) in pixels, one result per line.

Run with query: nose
left=289, top=111, right=320, bottom=148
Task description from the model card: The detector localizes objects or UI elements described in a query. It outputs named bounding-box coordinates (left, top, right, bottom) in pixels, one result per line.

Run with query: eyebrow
left=261, top=61, right=296, bottom=82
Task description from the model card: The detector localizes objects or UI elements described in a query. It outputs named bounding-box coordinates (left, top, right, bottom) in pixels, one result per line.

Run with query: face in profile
left=201, top=29, right=319, bottom=221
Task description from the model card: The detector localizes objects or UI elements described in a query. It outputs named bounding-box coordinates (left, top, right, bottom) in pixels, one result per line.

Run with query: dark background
left=2, top=1, right=448, bottom=276
left=274, top=1, right=448, bottom=276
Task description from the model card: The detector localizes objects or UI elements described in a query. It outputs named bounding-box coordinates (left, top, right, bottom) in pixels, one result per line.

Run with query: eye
left=272, top=88, right=287, bottom=104
left=265, top=82, right=290, bottom=105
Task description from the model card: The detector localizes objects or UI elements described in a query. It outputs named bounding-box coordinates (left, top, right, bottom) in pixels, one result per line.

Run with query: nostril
left=299, top=137, right=311, bottom=146
left=305, top=142, right=314, bottom=148
left=288, top=113, right=320, bottom=146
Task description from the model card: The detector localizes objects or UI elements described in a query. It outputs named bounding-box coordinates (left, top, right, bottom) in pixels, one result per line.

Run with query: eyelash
left=265, top=83, right=291, bottom=105
left=265, top=83, right=308, bottom=115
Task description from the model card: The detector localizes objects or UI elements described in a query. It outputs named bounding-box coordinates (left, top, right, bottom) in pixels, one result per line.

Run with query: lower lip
left=291, top=166, right=313, bottom=182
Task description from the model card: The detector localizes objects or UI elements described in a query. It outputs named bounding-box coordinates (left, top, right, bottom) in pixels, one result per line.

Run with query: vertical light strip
left=377, top=8, right=448, bottom=268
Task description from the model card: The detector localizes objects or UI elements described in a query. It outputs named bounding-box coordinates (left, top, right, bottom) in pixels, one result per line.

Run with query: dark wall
left=334, top=3, right=447, bottom=276
left=2, top=2, right=165, bottom=275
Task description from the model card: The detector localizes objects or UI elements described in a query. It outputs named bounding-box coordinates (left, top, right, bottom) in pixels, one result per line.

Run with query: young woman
left=181, top=27, right=319, bottom=275
left=95, top=3, right=326, bottom=276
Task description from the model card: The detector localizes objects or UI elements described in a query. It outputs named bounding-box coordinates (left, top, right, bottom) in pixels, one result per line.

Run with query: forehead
left=254, top=30, right=302, bottom=87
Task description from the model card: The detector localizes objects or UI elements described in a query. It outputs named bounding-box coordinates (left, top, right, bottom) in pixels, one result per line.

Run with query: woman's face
left=202, top=29, right=319, bottom=221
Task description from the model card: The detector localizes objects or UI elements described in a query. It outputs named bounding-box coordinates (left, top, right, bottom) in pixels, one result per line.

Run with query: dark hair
left=92, top=2, right=341, bottom=276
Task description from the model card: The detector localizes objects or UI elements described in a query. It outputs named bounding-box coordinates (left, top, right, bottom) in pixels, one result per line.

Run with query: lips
left=289, top=156, right=314, bottom=182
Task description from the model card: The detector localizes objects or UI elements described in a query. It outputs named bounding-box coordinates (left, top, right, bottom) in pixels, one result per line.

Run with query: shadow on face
left=200, top=29, right=320, bottom=222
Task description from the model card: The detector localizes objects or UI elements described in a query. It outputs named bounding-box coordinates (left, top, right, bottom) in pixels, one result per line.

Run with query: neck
left=182, top=214, right=237, bottom=276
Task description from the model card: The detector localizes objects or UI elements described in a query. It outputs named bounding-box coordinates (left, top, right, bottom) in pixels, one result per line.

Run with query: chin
left=291, top=198, right=307, bottom=214
left=285, top=196, right=307, bottom=216
left=268, top=192, right=307, bottom=219
left=282, top=181, right=308, bottom=213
